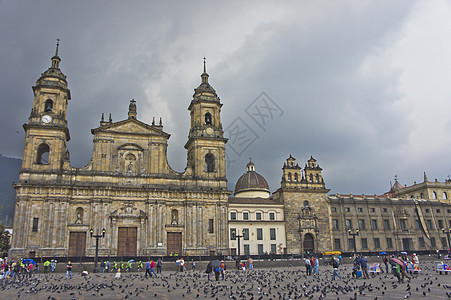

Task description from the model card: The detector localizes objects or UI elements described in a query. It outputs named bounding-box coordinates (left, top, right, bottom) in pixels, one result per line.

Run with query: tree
left=0, top=205, right=10, bottom=257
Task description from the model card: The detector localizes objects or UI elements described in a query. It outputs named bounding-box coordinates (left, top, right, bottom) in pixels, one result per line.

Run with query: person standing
left=359, top=256, right=369, bottom=279
left=43, top=260, right=50, bottom=273
left=248, top=257, right=253, bottom=271
left=220, top=260, right=227, bottom=280
left=382, top=255, right=389, bottom=273
left=412, top=253, right=419, bottom=265
left=105, top=260, right=110, bottom=273
left=310, top=257, right=316, bottom=276
left=100, top=261, right=105, bottom=273
left=314, top=256, right=319, bottom=276
left=331, top=255, right=341, bottom=280
left=156, top=258, right=162, bottom=274
left=191, top=259, right=196, bottom=271
left=304, top=257, right=311, bottom=275
left=66, top=261, right=72, bottom=279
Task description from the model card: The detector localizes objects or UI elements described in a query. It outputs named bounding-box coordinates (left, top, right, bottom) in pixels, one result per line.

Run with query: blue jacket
left=359, top=257, right=368, bottom=268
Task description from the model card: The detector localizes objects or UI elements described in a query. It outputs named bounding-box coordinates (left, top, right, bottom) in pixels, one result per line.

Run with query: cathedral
left=10, top=44, right=451, bottom=259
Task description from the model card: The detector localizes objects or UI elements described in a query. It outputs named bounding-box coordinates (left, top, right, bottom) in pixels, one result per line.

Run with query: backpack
left=305, top=259, right=310, bottom=267
left=332, top=258, right=339, bottom=268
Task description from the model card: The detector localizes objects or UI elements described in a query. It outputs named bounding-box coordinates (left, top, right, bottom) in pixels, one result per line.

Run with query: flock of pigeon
left=0, top=260, right=450, bottom=299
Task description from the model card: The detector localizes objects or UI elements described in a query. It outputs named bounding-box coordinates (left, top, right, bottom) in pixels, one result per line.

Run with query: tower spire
left=201, top=57, right=209, bottom=84
left=51, top=38, right=61, bottom=69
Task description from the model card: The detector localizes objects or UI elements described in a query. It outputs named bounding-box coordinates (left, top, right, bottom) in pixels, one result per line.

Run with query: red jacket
left=150, top=261, right=156, bottom=268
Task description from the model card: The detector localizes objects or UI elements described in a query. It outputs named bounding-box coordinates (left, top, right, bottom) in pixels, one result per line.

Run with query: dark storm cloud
left=1, top=1, right=450, bottom=195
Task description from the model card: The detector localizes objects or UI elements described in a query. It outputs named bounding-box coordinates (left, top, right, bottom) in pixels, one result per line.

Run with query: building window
left=334, top=239, right=341, bottom=250
left=361, top=238, right=368, bottom=249
left=370, top=208, right=375, bottom=213
left=331, top=207, right=337, bottom=212
left=437, top=209, right=441, bottom=213
left=358, top=208, right=363, bottom=213
left=230, top=212, right=236, bottom=220
left=257, top=228, right=263, bottom=240
left=208, top=219, right=214, bottom=233
left=230, top=228, right=236, bottom=240
left=438, top=219, right=444, bottom=229
left=345, top=207, right=350, bottom=212
left=269, top=213, right=275, bottom=220
left=415, top=220, right=421, bottom=230
left=425, top=209, right=430, bottom=213
left=348, top=238, right=354, bottom=250
left=243, top=244, right=250, bottom=255
left=345, top=219, right=352, bottom=230
left=371, top=219, right=378, bottom=230
left=288, top=173, right=292, bottom=181
left=205, top=153, right=215, bottom=172
left=44, top=99, right=53, bottom=112
left=243, top=228, right=249, bottom=240
left=448, top=209, right=451, bottom=214
left=433, top=191, right=437, bottom=199
left=426, top=220, right=432, bottom=230
left=358, top=219, right=365, bottom=230
left=271, top=244, right=276, bottom=254
left=36, top=143, right=50, bottom=164
left=32, top=217, right=39, bottom=232
left=258, top=244, right=264, bottom=255
left=243, top=212, right=249, bottom=220
left=332, top=219, right=339, bottom=230
left=374, top=238, right=380, bottom=249
left=256, top=212, right=262, bottom=220
left=294, top=173, right=298, bottom=182
left=419, top=237, right=425, bottom=248
left=383, top=220, right=390, bottom=230
left=441, top=237, right=447, bottom=248
left=431, top=237, right=436, bottom=248
left=444, top=192, right=448, bottom=200
left=400, top=219, right=407, bottom=231
left=270, top=228, right=276, bottom=240
left=383, top=208, right=388, bottom=213
left=204, top=112, right=212, bottom=125
left=386, top=238, right=393, bottom=249
left=420, top=193, right=424, bottom=199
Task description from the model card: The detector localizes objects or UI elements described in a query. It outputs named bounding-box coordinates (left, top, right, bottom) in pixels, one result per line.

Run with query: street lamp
left=441, top=227, right=451, bottom=252
left=90, top=228, right=106, bottom=273
left=236, top=229, right=245, bottom=267
left=348, top=229, right=359, bottom=254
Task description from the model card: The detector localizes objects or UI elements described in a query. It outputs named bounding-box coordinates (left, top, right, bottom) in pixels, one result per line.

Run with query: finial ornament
left=203, top=56, right=206, bottom=73
left=55, top=38, right=60, bottom=56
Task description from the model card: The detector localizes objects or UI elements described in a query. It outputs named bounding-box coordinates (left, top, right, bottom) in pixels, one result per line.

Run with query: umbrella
left=209, top=260, right=221, bottom=269
left=400, top=252, right=407, bottom=255
left=380, top=252, right=387, bottom=255
left=23, top=259, right=36, bottom=265
left=390, top=257, right=405, bottom=268
left=128, top=259, right=134, bottom=263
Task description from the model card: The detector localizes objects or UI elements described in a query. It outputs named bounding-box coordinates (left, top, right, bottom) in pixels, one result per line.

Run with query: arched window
left=171, top=209, right=178, bottom=225
left=443, top=192, right=448, bottom=200
left=204, top=112, right=212, bottom=125
left=36, top=143, right=50, bottom=164
left=315, top=174, right=319, bottom=183
left=75, top=207, right=83, bottom=224
left=205, top=153, right=215, bottom=172
left=287, top=173, right=292, bottom=181
left=433, top=191, right=437, bottom=199
left=294, top=173, right=298, bottom=182
left=420, top=193, right=424, bottom=199
left=309, top=174, right=313, bottom=182
left=44, top=99, right=53, bottom=112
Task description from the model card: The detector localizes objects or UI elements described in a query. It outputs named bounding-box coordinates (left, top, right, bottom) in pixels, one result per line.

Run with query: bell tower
left=185, top=58, right=227, bottom=180
left=21, top=40, right=71, bottom=171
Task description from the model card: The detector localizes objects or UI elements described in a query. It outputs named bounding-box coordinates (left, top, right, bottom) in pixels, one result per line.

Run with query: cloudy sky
left=1, top=0, right=450, bottom=195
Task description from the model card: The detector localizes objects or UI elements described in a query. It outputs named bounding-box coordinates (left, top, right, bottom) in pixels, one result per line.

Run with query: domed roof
left=234, top=161, right=270, bottom=196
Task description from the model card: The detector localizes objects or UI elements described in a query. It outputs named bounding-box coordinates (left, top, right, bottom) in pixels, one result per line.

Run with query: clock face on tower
left=42, top=115, right=52, bottom=123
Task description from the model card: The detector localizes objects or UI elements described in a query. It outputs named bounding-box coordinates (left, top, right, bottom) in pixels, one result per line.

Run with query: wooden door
left=303, top=233, right=315, bottom=253
left=117, top=227, right=137, bottom=257
left=167, top=232, right=182, bottom=256
left=68, top=232, right=86, bottom=257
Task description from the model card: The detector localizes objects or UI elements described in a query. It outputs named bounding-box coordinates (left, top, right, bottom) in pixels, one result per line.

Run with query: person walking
left=331, top=255, right=341, bottom=280
left=43, top=260, right=50, bottom=273
left=150, top=260, right=157, bottom=277
left=145, top=261, right=151, bottom=279
left=220, top=260, right=227, bottom=280
left=66, top=261, right=73, bottom=279
left=382, top=255, right=389, bottom=273
left=314, top=256, right=319, bottom=276
left=105, top=260, right=110, bottom=273
left=191, top=259, right=196, bottom=271
left=248, top=257, right=253, bottom=271
left=156, top=257, right=162, bottom=274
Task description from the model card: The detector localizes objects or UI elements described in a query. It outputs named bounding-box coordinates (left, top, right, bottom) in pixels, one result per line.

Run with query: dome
left=234, top=161, right=270, bottom=198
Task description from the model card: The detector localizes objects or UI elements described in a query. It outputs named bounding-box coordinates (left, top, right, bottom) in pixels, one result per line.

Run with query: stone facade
left=10, top=47, right=230, bottom=258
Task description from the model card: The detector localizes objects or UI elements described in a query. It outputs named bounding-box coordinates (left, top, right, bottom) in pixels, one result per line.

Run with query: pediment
left=92, top=119, right=170, bottom=138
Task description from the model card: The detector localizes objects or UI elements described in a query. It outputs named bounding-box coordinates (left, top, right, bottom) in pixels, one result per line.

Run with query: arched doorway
left=303, top=233, right=314, bottom=254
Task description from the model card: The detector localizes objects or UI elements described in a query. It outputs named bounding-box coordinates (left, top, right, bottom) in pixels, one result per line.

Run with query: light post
left=90, top=228, right=106, bottom=273
left=348, top=229, right=359, bottom=254
left=236, top=229, right=245, bottom=266
left=441, top=227, right=451, bottom=252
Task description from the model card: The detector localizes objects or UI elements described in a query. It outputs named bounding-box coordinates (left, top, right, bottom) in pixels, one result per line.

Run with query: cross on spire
left=203, top=56, right=207, bottom=73
left=55, top=38, right=60, bottom=56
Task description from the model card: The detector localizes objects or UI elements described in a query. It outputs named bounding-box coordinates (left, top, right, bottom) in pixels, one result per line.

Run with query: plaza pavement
left=1, top=260, right=450, bottom=300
